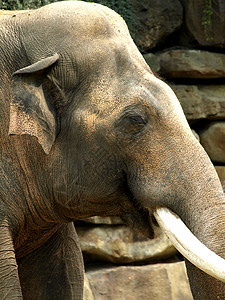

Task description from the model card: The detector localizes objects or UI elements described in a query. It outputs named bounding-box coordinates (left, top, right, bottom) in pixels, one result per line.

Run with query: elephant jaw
left=154, top=207, right=225, bottom=282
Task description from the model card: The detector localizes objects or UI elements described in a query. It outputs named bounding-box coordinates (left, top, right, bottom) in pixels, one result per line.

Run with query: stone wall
left=79, top=217, right=192, bottom=299
left=79, top=0, right=225, bottom=299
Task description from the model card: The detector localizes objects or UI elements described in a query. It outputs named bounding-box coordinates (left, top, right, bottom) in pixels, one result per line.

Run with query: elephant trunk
left=151, top=157, right=225, bottom=298
left=128, top=125, right=225, bottom=296
left=152, top=142, right=225, bottom=298
left=179, top=180, right=225, bottom=299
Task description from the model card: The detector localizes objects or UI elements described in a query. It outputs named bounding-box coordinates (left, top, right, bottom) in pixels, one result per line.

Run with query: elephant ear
left=9, top=54, right=59, bottom=155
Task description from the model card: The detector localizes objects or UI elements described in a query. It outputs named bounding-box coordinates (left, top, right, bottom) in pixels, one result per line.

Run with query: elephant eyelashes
left=117, top=114, right=147, bottom=135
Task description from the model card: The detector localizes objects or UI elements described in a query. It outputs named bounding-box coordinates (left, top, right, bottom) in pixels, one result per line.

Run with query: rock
left=157, top=50, right=225, bottom=78
left=182, top=0, right=225, bottom=48
left=143, top=53, right=160, bottom=73
left=215, top=166, right=225, bottom=191
left=199, top=122, right=225, bottom=163
left=83, top=216, right=123, bottom=225
left=86, top=262, right=193, bottom=300
left=83, top=274, right=94, bottom=300
left=77, top=225, right=176, bottom=264
left=170, top=84, right=225, bottom=120
left=131, top=0, right=183, bottom=52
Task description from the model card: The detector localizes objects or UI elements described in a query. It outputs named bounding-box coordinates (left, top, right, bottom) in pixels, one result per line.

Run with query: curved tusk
left=153, top=207, right=225, bottom=282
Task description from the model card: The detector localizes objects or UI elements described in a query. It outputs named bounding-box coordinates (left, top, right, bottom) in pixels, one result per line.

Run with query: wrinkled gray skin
left=0, top=2, right=224, bottom=299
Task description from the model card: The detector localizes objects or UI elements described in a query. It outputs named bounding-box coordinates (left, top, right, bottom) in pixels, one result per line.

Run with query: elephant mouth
left=120, top=200, right=155, bottom=239
left=119, top=184, right=156, bottom=239
left=123, top=195, right=225, bottom=282
left=119, top=177, right=225, bottom=282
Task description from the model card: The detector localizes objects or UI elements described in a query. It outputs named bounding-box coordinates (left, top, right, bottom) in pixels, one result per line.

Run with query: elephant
left=0, top=1, right=225, bottom=299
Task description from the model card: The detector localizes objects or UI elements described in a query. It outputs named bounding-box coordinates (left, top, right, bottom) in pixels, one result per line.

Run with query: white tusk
left=153, top=207, right=225, bottom=282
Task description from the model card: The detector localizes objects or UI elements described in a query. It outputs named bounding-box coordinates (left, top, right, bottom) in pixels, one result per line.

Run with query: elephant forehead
left=32, top=1, right=127, bottom=39
left=19, top=1, right=132, bottom=66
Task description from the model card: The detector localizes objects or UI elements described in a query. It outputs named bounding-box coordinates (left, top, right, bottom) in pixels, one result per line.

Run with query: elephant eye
left=119, top=115, right=147, bottom=135
left=128, top=116, right=146, bottom=125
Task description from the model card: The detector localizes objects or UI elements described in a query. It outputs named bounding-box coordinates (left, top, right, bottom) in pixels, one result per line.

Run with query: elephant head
left=4, top=1, right=225, bottom=299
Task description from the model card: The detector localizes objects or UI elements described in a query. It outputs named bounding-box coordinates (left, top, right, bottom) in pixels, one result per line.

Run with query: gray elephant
left=0, top=1, right=224, bottom=299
